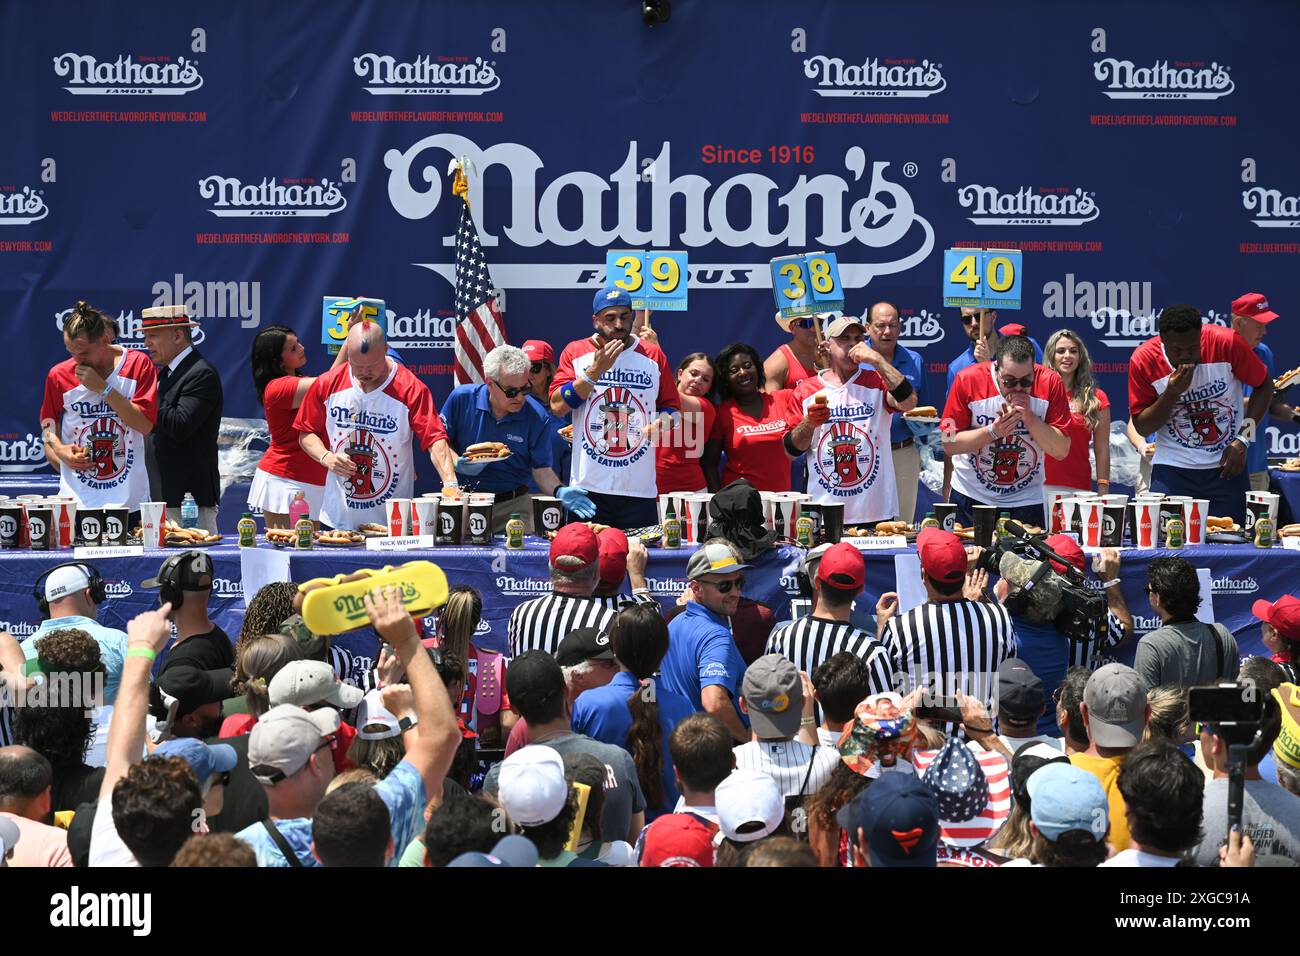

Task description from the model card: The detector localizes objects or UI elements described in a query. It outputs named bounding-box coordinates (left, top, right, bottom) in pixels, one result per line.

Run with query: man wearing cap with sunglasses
left=661, top=541, right=752, bottom=744
left=549, top=287, right=681, bottom=530
left=1229, top=292, right=1299, bottom=493
left=786, top=312, right=918, bottom=527
left=941, top=334, right=1072, bottom=527
left=440, top=344, right=594, bottom=532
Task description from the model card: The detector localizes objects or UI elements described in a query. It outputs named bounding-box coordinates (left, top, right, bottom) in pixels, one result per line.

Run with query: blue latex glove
left=454, top=455, right=490, bottom=476
left=555, top=485, right=597, bottom=519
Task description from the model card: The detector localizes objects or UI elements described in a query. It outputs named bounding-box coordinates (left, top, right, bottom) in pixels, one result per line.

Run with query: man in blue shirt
left=661, top=542, right=751, bottom=744
left=1231, top=292, right=1298, bottom=492
left=22, top=563, right=127, bottom=704
left=522, top=340, right=572, bottom=494
left=867, top=302, right=933, bottom=524
left=440, top=344, right=594, bottom=532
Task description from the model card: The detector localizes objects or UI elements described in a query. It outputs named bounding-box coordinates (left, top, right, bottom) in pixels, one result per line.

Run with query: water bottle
left=288, top=490, right=310, bottom=527
left=181, top=492, right=199, bottom=529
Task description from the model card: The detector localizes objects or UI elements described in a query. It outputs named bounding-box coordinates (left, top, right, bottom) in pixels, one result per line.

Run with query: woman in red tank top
left=655, top=352, right=717, bottom=494
left=1043, top=329, right=1111, bottom=495
left=763, top=311, right=825, bottom=391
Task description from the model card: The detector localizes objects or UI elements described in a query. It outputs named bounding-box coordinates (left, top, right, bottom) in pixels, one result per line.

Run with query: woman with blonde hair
left=1043, top=328, right=1111, bottom=497
left=219, top=631, right=305, bottom=736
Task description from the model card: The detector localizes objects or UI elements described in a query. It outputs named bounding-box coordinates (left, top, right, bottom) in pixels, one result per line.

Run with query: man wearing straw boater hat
left=141, top=304, right=224, bottom=532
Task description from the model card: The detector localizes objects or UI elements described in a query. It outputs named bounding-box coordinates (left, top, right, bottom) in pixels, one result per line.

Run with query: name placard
left=843, top=535, right=907, bottom=550
left=73, top=545, right=145, bottom=559
left=365, top=535, right=435, bottom=552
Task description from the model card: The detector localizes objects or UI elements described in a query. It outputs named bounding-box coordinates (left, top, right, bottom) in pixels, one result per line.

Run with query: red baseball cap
left=998, top=323, right=1028, bottom=337
left=549, top=522, right=599, bottom=572
left=1232, top=293, right=1280, bottom=324
left=596, top=527, right=629, bottom=591
left=1253, top=595, right=1300, bottom=640
left=1044, top=534, right=1086, bottom=574
left=816, top=542, right=865, bottom=593
left=521, top=340, right=555, bottom=364
left=917, top=528, right=967, bottom=583
left=638, top=813, right=716, bottom=867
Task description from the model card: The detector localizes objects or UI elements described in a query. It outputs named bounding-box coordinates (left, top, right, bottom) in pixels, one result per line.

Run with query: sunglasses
left=492, top=378, right=531, bottom=399
left=529, top=362, right=546, bottom=375
left=791, top=317, right=818, bottom=330
left=998, top=374, right=1034, bottom=390
left=704, top=575, right=746, bottom=593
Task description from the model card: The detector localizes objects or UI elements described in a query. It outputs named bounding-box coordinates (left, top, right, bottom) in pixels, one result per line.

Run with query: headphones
left=151, top=550, right=214, bottom=611
left=34, top=562, right=107, bottom=620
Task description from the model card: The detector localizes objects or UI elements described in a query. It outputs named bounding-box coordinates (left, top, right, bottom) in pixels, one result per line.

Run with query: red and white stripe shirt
left=40, top=350, right=157, bottom=509
left=551, top=336, right=679, bottom=499
left=294, top=360, right=447, bottom=529
left=942, top=363, right=1072, bottom=508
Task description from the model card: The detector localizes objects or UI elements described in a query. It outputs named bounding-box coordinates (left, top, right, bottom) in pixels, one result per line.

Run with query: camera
left=1189, top=683, right=1264, bottom=830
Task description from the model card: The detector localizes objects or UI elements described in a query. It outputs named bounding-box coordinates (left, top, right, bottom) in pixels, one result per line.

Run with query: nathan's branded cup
left=1132, top=500, right=1162, bottom=548
left=932, top=502, right=958, bottom=535
left=102, top=506, right=129, bottom=547
left=772, top=494, right=799, bottom=540
left=1245, top=491, right=1280, bottom=534
left=1185, top=498, right=1209, bottom=546
left=1079, top=499, right=1106, bottom=548
left=818, top=502, right=845, bottom=544
left=26, top=506, right=53, bottom=551
left=0, top=505, right=21, bottom=549
left=140, top=502, right=166, bottom=549
left=800, top=503, right=824, bottom=545
left=411, top=497, right=439, bottom=538
left=534, top=496, right=564, bottom=537
left=75, top=508, right=104, bottom=547
left=466, top=498, right=495, bottom=546
left=972, top=505, right=999, bottom=549
left=388, top=498, right=412, bottom=537
left=436, top=496, right=465, bottom=545
left=1101, top=504, right=1127, bottom=547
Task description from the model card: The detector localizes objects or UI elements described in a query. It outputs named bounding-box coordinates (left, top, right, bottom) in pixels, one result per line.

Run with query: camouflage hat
left=278, top=613, right=326, bottom=660
left=837, top=693, right=917, bottom=777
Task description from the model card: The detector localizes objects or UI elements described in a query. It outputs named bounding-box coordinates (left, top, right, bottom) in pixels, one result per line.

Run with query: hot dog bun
left=905, top=406, right=939, bottom=418
left=464, top=441, right=511, bottom=460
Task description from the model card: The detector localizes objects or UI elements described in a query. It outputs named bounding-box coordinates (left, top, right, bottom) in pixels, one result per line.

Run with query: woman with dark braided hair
left=428, top=585, right=506, bottom=747
left=571, top=604, right=696, bottom=818
left=247, top=325, right=326, bottom=527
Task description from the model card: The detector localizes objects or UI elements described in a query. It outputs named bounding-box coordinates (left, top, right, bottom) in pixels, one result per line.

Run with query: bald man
left=865, top=301, right=932, bottom=524
left=295, top=321, right=456, bottom=529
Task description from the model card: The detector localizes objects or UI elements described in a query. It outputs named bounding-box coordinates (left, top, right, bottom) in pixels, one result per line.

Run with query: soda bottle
left=288, top=490, right=310, bottom=528
left=506, top=513, right=526, bottom=550
left=662, top=499, right=681, bottom=549
left=237, top=512, right=257, bottom=548
left=181, top=492, right=199, bottom=529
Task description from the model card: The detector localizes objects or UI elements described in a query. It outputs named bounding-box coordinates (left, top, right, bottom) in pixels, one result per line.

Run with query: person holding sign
left=1129, top=304, right=1272, bottom=524
left=248, top=326, right=326, bottom=528
left=549, top=287, right=681, bottom=530
left=41, top=301, right=157, bottom=516
left=785, top=314, right=918, bottom=526
left=941, top=334, right=1072, bottom=527
left=763, top=311, right=826, bottom=392
left=440, top=344, right=594, bottom=532
left=294, top=321, right=457, bottom=530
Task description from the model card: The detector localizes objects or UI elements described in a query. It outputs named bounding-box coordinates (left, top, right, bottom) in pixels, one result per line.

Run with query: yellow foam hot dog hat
left=1272, top=683, right=1300, bottom=770
left=299, top=561, right=449, bottom=636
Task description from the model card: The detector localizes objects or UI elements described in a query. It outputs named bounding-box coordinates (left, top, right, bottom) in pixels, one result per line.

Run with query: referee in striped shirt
left=765, top=543, right=895, bottom=724
left=882, top=528, right=1015, bottom=719
left=508, top=522, right=617, bottom=658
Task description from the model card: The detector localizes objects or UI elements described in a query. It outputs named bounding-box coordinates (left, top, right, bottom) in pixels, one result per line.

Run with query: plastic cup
left=1133, top=500, right=1161, bottom=548
left=387, top=498, right=412, bottom=536
left=972, top=505, right=999, bottom=549
left=535, top=496, right=564, bottom=536
left=411, top=497, right=439, bottom=538
left=932, top=502, right=958, bottom=535
left=140, top=502, right=166, bottom=550
left=437, top=497, right=465, bottom=545
left=102, top=506, right=129, bottom=546
left=1101, top=505, right=1126, bottom=547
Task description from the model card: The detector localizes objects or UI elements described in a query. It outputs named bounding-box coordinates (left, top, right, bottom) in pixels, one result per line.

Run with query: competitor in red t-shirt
left=941, top=335, right=1072, bottom=528
left=703, top=343, right=804, bottom=493
left=763, top=311, right=825, bottom=392
left=657, top=352, right=717, bottom=494
left=1129, top=304, right=1271, bottom=524
left=248, top=326, right=327, bottom=527
left=40, top=301, right=158, bottom=514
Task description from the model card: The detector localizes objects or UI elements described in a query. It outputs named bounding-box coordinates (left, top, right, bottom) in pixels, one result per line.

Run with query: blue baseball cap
left=1025, top=762, right=1109, bottom=843
left=836, top=772, right=939, bottom=867
left=593, top=286, right=632, bottom=313
left=446, top=835, right=539, bottom=868
left=153, top=737, right=238, bottom=784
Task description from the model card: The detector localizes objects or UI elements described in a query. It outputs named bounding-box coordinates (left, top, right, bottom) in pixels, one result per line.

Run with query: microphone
left=998, top=551, right=1065, bottom=624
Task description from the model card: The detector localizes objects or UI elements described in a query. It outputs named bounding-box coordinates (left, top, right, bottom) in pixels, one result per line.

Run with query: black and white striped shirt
left=591, top=591, right=660, bottom=614
left=764, top=616, right=896, bottom=723
left=508, top=593, right=618, bottom=658
left=0, top=702, right=14, bottom=748
left=1066, top=610, right=1129, bottom=671
left=884, top=599, right=1016, bottom=718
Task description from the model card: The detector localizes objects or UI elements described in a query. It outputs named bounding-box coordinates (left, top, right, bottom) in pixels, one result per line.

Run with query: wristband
left=127, top=647, right=157, bottom=662
left=101, top=383, right=114, bottom=398
left=800, top=716, right=816, bottom=727
left=1102, top=578, right=1121, bottom=589
left=580, top=369, right=600, bottom=389
left=889, top=378, right=914, bottom=403
left=986, top=423, right=998, bottom=441
left=559, top=382, right=582, bottom=410
left=964, top=722, right=994, bottom=734
left=1235, top=426, right=1254, bottom=446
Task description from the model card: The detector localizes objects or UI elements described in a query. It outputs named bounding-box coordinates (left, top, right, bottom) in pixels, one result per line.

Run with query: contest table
left=1269, top=469, right=1300, bottom=527
left=0, top=538, right=1284, bottom=665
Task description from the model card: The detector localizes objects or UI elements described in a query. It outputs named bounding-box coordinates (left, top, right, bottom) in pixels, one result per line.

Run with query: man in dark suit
left=141, top=305, right=223, bottom=530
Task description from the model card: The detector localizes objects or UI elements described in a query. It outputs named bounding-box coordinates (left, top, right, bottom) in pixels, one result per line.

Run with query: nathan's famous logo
left=385, top=307, right=457, bottom=349
left=211, top=578, right=244, bottom=599
left=0, top=186, right=48, bottom=226
left=587, top=386, right=649, bottom=462
left=815, top=421, right=880, bottom=494
left=958, top=185, right=1098, bottom=227
left=1212, top=576, right=1258, bottom=595
left=1268, top=426, right=1300, bottom=457
left=1093, top=56, right=1233, bottom=100
left=975, top=434, right=1040, bottom=494
left=386, top=137, right=933, bottom=292
left=198, top=175, right=348, bottom=218
left=897, top=309, right=945, bottom=348
left=53, top=52, right=203, bottom=95
left=103, top=580, right=133, bottom=599
left=0, top=434, right=46, bottom=472
left=1042, top=273, right=1154, bottom=349
left=337, top=429, right=393, bottom=502
left=803, top=53, right=946, bottom=98
left=1243, top=185, right=1300, bottom=229
left=1173, top=392, right=1234, bottom=450
left=494, top=575, right=553, bottom=597
left=80, top=417, right=127, bottom=481
left=57, top=304, right=207, bottom=347
left=354, top=53, right=500, bottom=95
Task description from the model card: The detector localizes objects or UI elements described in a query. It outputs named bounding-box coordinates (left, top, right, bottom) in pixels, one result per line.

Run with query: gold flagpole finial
left=449, top=155, right=470, bottom=207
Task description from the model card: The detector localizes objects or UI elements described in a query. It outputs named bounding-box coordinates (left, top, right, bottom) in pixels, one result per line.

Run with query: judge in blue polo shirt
left=866, top=301, right=933, bottom=525
left=661, top=541, right=752, bottom=745
left=440, top=344, right=595, bottom=533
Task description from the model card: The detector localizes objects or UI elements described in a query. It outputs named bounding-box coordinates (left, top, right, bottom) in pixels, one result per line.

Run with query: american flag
left=451, top=169, right=507, bottom=384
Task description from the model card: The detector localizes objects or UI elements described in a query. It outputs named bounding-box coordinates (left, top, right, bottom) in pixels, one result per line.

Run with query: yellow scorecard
left=299, top=561, right=449, bottom=635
